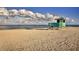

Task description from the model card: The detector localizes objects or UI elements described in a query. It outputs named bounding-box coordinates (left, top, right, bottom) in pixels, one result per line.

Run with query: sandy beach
left=0, top=27, right=79, bottom=51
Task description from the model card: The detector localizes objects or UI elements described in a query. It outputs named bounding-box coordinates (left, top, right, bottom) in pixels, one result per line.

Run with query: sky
left=6, top=7, right=79, bottom=19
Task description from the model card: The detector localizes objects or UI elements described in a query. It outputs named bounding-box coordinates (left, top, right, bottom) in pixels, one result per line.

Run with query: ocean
left=0, top=25, right=49, bottom=29
left=0, top=24, right=79, bottom=29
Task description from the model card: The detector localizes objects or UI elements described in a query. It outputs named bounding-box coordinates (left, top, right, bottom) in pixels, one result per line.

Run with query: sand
left=0, top=27, right=79, bottom=51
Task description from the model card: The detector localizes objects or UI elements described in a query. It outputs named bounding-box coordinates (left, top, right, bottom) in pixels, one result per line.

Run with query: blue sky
left=6, top=7, right=79, bottom=19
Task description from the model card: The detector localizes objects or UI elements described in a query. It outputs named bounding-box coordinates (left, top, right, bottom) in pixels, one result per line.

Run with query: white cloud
left=45, top=13, right=53, bottom=19
left=53, top=16, right=60, bottom=20
left=26, top=10, right=34, bottom=16
left=18, top=9, right=35, bottom=17
left=65, top=17, right=70, bottom=21
left=35, top=13, right=43, bottom=18
left=71, top=19, right=75, bottom=23
left=0, top=7, right=77, bottom=25
left=18, top=9, right=26, bottom=15
left=9, top=9, right=18, bottom=15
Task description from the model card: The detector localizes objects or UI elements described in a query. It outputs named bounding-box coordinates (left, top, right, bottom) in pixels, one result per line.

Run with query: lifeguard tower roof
left=55, top=17, right=65, bottom=20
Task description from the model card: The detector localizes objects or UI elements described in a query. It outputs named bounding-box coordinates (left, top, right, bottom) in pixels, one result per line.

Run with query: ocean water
left=66, top=25, right=79, bottom=27
left=0, top=25, right=49, bottom=29
left=0, top=24, right=79, bottom=29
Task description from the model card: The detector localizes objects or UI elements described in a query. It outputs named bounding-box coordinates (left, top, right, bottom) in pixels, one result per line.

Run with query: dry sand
left=0, top=27, right=79, bottom=51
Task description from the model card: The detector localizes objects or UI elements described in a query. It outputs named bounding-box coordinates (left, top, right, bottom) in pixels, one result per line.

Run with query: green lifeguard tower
left=48, top=17, right=66, bottom=29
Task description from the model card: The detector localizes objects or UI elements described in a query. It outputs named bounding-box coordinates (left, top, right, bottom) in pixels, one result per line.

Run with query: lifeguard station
left=48, top=17, right=66, bottom=29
